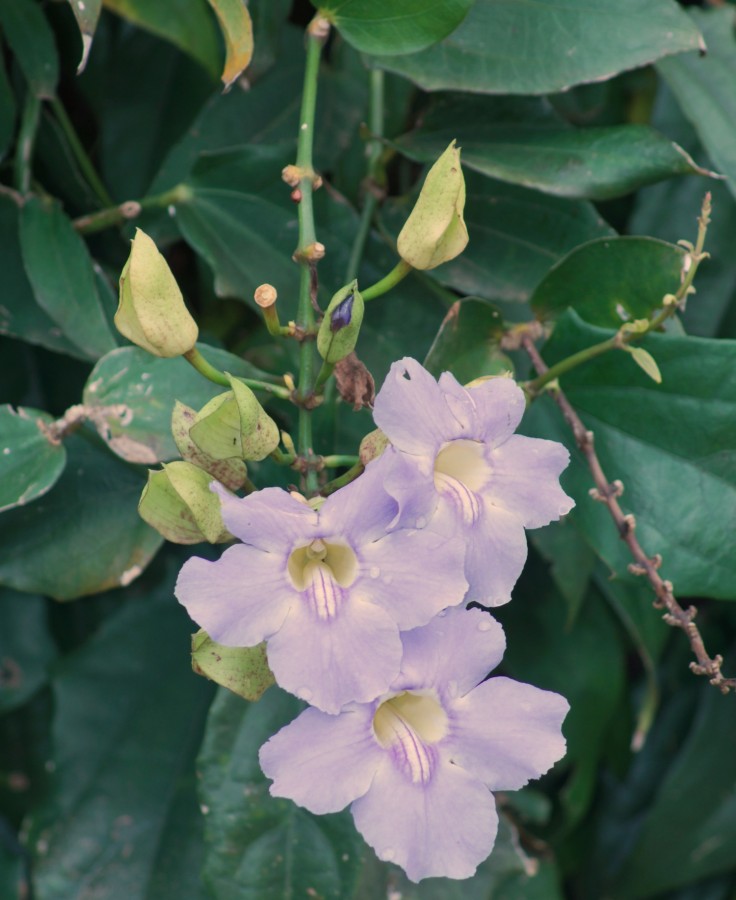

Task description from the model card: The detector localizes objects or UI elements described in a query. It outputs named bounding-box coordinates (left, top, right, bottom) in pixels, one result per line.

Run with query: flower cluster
left=175, top=358, right=574, bottom=882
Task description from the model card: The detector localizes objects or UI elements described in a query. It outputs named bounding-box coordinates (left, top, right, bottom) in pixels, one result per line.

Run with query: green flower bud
left=138, top=461, right=232, bottom=544
left=359, top=427, right=389, bottom=466
left=189, top=373, right=279, bottom=461
left=397, top=140, right=468, bottom=270
left=171, top=400, right=248, bottom=491
left=317, top=280, right=365, bottom=364
left=115, top=228, right=199, bottom=357
left=191, top=632, right=274, bottom=702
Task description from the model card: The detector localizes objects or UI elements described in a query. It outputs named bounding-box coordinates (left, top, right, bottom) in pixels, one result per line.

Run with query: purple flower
left=259, top=606, right=568, bottom=882
left=175, top=465, right=468, bottom=714
left=372, top=358, right=574, bottom=606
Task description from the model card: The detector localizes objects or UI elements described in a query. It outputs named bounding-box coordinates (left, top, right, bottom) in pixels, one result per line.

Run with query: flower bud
left=317, top=280, right=365, bottom=364
left=189, top=373, right=279, bottom=461
left=138, top=461, right=232, bottom=544
left=171, top=400, right=247, bottom=491
left=115, top=228, right=198, bottom=357
left=397, top=140, right=468, bottom=270
left=191, top=632, right=274, bottom=701
left=359, top=427, right=389, bottom=466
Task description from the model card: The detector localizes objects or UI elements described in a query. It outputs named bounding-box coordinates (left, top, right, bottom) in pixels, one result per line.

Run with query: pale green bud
left=397, top=140, right=468, bottom=270
left=359, top=427, right=389, bottom=466
left=317, top=280, right=364, bottom=364
left=191, top=632, right=274, bottom=701
left=115, top=228, right=198, bottom=357
left=189, top=373, right=279, bottom=461
left=138, top=461, right=232, bottom=544
left=171, top=400, right=248, bottom=491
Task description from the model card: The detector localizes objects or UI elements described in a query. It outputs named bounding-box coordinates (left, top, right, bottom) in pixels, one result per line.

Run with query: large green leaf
left=371, top=0, right=704, bottom=96
left=206, top=0, right=253, bottom=88
left=0, top=432, right=162, bottom=600
left=382, top=170, right=614, bottom=304
left=0, top=0, right=58, bottom=98
left=0, top=57, right=15, bottom=160
left=0, top=406, right=67, bottom=513
left=65, top=0, right=102, bottom=72
left=0, top=590, right=56, bottom=714
left=28, top=584, right=213, bottom=899
left=531, top=237, right=686, bottom=327
left=657, top=8, right=736, bottom=203
left=424, top=298, right=511, bottom=382
left=395, top=95, right=715, bottom=200
left=531, top=311, right=736, bottom=599
left=19, top=198, right=117, bottom=360
left=83, top=343, right=271, bottom=464
left=318, top=0, right=473, bottom=56
left=198, top=687, right=365, bottom=899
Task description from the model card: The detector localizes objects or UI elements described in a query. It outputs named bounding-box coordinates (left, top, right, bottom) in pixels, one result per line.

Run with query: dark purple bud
left=330, top=292, right=354, bottom=332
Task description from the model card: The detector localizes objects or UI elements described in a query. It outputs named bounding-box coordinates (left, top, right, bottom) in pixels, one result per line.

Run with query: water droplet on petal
left=437, top=609, right=448, bottom=618
left=370, top=566, right=380, bottom=579
left=382, top=847, right=396, bottom=862
left=415, top=516, right=427, bottom=529
left=477, top=619, right=493, bottom=631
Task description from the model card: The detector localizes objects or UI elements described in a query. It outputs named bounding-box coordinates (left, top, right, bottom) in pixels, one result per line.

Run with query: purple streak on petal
left=211, top=483, right=317, bottom=551
left=356, top=528, right=468, bottom=629
left=175, top=545, right=292, bottom=646
left=446, top=677, right=569, bottom=790
left=350, top=753, right=498, bottom=882
left=394, top=607, right=505, bottom=699
left=463, top=499, right=528, bottom=606
left=266, top=598, right=403, bottom=713
left=379, top=448, right=438, bottom=531
left=487, top=435, right=574, bottom=527
left=259, top=705, right=380, bottom=814
left=319, top=456, right=398, bottom=544
left=373, top=358, right=460, bottom=455
left=466, top=377, right=526, bottom=447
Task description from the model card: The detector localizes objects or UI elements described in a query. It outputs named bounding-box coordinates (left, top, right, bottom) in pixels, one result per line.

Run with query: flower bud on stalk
left=317, top=280, right=364, bottom=364
left=397, top=140, right=468, bottom=270
left=115, top=228, right=198, bottom=357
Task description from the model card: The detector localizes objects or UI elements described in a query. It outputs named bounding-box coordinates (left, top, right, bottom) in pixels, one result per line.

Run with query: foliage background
left=1, top=0, right=736, bottom=897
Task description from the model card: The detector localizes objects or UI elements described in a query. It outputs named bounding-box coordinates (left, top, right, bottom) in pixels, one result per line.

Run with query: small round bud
left=317, top=280, right=365, bottom=364
left=282, top=165, right=302, bottom=187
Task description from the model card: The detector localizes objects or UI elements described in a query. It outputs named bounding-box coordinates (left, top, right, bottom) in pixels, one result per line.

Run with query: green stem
left=49, top=97, right=115, bottom=208
left=73, top=185, right=191, bottom=235
left=14, top=93, right=41, bottom=194
left=313, top=360, right=334, bottom=395
left=362, top=258, right=412, bottom=301
left=322, top=454, right=360, bottom=468
left=320, top=461, right=365, bottom=496
left=183, top=347, right=291, bottom=399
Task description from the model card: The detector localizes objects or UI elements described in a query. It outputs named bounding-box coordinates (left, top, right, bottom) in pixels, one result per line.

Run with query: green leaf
left=0, top=589, right=56, bottom=714
left=318, top=0, right=473, bottom=56
left=371, top=0, right=704, bottom=96
left=206, top=0, right=253, bottom=87
left=533, top=311, right=736, bottom=599
left=65, top=0, right=102, bottom=72
left=424, top=298, right=511, bottom=383
left=28, top=584, right=213, bottom=898
left=0, top=406, right=67, bottom=513
left=0, top=0, right=59, bottom=98
left=82, top=343, right=270, bottom=464
left=0, top=432, right=162, bottom=600
left=101, top=0, right=220, bottom=79
left=192, top=632, right=275, bottom=702
left=382, top=170, right=614, bottom=304
left=198, top=687, right=365, bottom=899
left=394, top=95, right=715, bottom=201
left=530, top=521, right=597, bottom=626
left=657, top=8, right=736, bottom=203
left=19, top=198, right=117, bottom=360
left=627, top=346, right=662, bottom=384
left=530, top=237, right=685, bottom=327
left=0, top=57, right=15, bottom=160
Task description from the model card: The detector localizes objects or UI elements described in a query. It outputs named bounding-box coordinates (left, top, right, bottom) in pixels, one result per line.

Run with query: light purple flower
left=259, top=606, right=568, bottom=882
left=175, top=465, right=468, bottom=714
left=372, top=358, right=574, bottom=606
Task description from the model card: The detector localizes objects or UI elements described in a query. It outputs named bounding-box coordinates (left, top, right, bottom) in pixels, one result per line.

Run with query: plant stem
left=320, top=461, right=365, bottom=496
left=183, top=347, right=291, bottom=399
left=362, top=258, right=412, bottom=301
left=322, top=454, right=359, bottom=468
left=49, top=97, right=115, bottom=208
left=73, top=185, right=191, bottom=234
left=14, top=93, right=41, bottom=194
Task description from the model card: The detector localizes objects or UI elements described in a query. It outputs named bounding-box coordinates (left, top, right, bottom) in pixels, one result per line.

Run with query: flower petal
left=394, top=606, right=506, bottom=698
left=266, top=598, right=403, bottom=713
left=259, top=705, right=380, bottom=814
left=212, top=483, right=317, bottom=551
left=463, top=499, right=528, bottom=605
left=319, top=456, right=399, bottom=544
left=380, top=448, right=438, bottom=531
left=487, top=435, right=574, bottom=527
left=373, top=358, right=460, bottom=455
left=357, top=528, right=468, bottom=629
left=466, top=376, right=526, bottom=447
left=351, top=753, right=498, bottom=882
left=175, top=544, right=292, bottom=646
left=446, top=677, right=569, bottom=790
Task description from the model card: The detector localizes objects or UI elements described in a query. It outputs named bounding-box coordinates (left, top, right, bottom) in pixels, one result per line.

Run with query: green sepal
left=171, top=400, right=247, bottom=490
left=192, top=631, right=274, bottom=701
left=316, top=280, right=365, bottom=364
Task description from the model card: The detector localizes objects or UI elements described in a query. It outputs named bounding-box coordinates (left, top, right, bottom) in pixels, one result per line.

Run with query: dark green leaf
left=530, top=521, right=597, bottom=626
left=371, top=0, right=704, bottom=96
left=247, top=0, right=293, bottom=80
left=0, top=590, right=56, bottom=714
left=395, top=95, right=715, bottom=200
left=657, top=8, right=736, bottom=203
left=530, top=237, right=685, bottom=327
left=0, top=58, right=15, bottom=160
left=28, top=585, right=213, bottom=898
left=82, top=343, right=270, bottom=464
left=65, top=0, right=102, bottom=72
left=424, top=298, right=511, bottom=382
left=319, top=0, right=473, bottom=56
left=533, top=311, right=736, bottom=599
left=0, top=406, right=67, bottom=513
left=0, top=432, right=162, bottom=600
left=19, top=198, right=117, bottom=360
left=0, top=0, right=59, bottom=98
left=192, top=632, right=275, bottom=702
left=198, top=687, right=365, bottom=899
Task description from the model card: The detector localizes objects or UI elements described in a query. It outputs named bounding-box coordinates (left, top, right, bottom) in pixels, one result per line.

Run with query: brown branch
left=522, top=333, right=735, bottom=695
